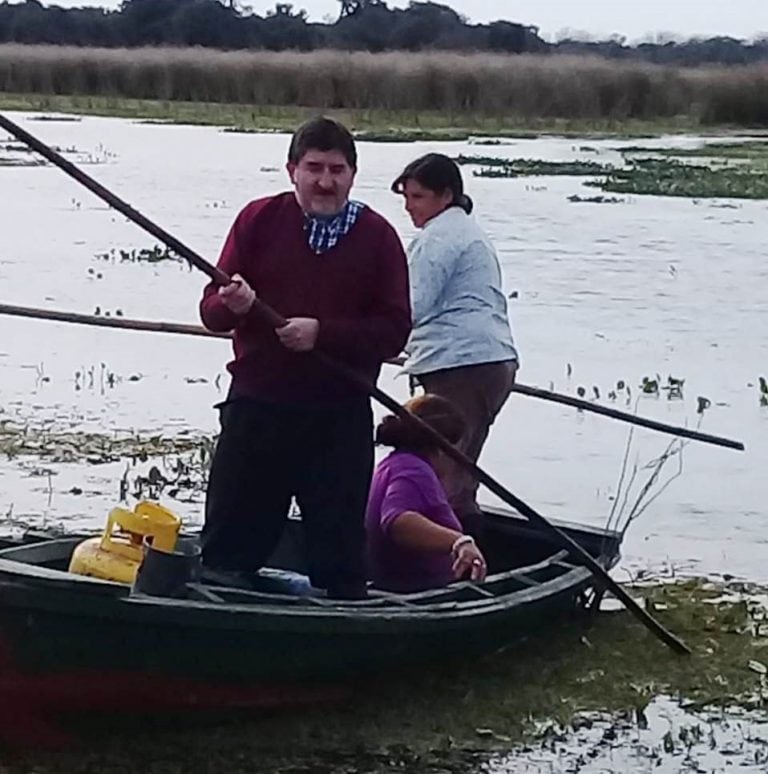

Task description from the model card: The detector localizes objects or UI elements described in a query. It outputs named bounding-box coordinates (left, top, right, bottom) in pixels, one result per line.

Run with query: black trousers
left=201, top=398, right=374, bottom=596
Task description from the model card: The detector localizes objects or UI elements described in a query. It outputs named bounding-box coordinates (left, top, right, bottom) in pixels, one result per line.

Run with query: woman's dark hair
left=375, top=394, right=467, bottom=454
left=390, top=153, right=473, bottom=214
left=288, top=116, right=357, bottom=169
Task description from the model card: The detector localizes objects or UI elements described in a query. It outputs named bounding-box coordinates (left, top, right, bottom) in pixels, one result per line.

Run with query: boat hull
left=0, top=509, right=621, bottom=691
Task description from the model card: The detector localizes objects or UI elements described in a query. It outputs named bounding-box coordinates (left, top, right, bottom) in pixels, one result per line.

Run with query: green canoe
left=0, top=507, right=621, bottom=713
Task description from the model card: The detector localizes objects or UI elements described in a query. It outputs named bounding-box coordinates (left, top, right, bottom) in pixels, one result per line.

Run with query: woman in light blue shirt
left=391, top=153, right=519, bottom=535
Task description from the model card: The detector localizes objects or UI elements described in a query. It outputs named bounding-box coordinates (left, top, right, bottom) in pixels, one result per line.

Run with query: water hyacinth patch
left=355, top=129, right=472, bottom=142
left=456, top=155, right=613, bottom=178
left=0, top=139, right=113, bottom=169
left=590, top=157, right=768, bottom=199
left=94, top=245, right=181, bottom=265
left=619, top=140, right=768, bottom=163
left=457, top=141, right=768, bottom=199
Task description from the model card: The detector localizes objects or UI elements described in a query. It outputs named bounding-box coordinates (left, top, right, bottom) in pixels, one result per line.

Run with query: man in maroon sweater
left=199, top=117, right=411, bottom=598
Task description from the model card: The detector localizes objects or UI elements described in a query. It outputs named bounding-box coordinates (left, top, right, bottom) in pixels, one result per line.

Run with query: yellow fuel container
left=68, top=501, right=181, bottom=584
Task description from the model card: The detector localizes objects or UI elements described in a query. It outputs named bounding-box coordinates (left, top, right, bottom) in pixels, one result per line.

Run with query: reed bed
left=1, top=45, right=767, bottom=125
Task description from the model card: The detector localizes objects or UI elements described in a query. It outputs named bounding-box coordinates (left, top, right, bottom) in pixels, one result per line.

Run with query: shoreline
left=1, top=92, right=764, bottom=140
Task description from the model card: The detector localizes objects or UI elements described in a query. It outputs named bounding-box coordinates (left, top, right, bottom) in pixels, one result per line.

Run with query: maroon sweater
left=200, top=193, right=411, bottom=405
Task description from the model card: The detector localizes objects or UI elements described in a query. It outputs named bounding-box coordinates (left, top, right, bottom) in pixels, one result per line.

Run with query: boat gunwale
left=0, top=507, right=622, bottom=624
left=0, top=567, right=599, bottom=634
left=120, top=563, right=602, bottom=624
left=0, top=552, right=616, bottom=627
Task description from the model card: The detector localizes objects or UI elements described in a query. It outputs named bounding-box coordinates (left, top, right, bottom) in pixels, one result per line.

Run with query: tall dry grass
left=1, top=45, right=767, bottom=125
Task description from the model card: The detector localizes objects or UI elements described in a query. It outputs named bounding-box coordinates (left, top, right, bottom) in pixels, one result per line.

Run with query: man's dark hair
left=288, top=116, right=357, bottom=169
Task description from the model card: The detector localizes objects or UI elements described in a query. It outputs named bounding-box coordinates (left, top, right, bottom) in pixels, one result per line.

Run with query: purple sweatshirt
left=365, top=451, right=463, bottom=592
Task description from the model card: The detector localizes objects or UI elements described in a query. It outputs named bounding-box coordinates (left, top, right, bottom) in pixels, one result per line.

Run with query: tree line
left=1, top=0, right=766, bottom=65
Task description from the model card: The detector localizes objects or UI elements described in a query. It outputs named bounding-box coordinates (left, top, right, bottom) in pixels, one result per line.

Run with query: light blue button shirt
left=404, top=206, right=518, bottom=375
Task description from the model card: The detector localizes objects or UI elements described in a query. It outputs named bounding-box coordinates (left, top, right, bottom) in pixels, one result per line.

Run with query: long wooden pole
left=0, top=112, right=691, bottom=654
left=0, top=302, right=745, bottom=453
left=511, top=383, right=744, bottom=451
left=0, top=303, right=231, bottom=339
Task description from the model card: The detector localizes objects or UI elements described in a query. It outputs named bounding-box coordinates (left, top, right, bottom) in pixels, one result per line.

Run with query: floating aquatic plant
left=637, top=374, right=684, bottom=399
left=590, top=158, right=768, bottom=200
left=457, top=155, right=612, bottom=178
left=0, top=156, right=46, bottom=167
left=119, top=438, right=215, bottom=504
left=620, top=140, right=768, bottom=163
left=0, top=141, right=111, bottom=169
left=641, top=376, right=660, bottom=395
left=663, top=376, right=685, bottom=400
left=456, top=144, right=768, bottom=199
left=567, top=194, right=625, bottom=204
left=356, top=129, right=470, bottom=143
left=28, top=114, right=82, bottom=123
left=95, top=244, right=181, bottom=264
left=1, top=420, right=215, bottom=474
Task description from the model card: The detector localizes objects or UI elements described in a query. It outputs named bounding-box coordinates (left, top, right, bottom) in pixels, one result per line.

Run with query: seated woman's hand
left=451, top=536, right=487, bottom=583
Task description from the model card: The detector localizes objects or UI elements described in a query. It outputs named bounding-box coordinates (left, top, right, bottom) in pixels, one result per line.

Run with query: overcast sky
left=34, top=0, right=768, bottom=41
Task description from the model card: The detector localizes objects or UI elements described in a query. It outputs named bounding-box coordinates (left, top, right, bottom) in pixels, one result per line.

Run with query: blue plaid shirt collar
left=304, top=200, right=365, bottom=255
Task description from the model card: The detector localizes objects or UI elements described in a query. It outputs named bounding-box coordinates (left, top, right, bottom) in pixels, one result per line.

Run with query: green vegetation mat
left=1, top=580, right=765, bottom=772
left=458, top=140, right=768, bottom=199
left=592, top=157, right=768, bottom=199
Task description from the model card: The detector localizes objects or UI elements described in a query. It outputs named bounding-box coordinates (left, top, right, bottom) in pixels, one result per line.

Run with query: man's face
left=288, top=149, right=356, bottom=217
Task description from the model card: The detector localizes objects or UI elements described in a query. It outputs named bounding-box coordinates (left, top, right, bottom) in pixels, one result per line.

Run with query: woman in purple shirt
left=365, top=394, right=488, bottom=593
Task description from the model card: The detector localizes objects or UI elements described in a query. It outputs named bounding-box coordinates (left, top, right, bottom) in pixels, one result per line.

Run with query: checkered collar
left=304, top=200, right=365, bottom=255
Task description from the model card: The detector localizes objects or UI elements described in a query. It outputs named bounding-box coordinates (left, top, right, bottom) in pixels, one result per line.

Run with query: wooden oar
left=0, top=302, right=231, bottom=339
left=387, top=354, right=744, bottom=452
left=0, top=302, right=745, bottom=453
left=511, top=383, right=744, bottom=451
left=0, top=112, right=691, bottom=655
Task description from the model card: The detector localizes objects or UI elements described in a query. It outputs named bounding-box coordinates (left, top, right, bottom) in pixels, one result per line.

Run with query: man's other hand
left=276, top=318, right=320, bottom=352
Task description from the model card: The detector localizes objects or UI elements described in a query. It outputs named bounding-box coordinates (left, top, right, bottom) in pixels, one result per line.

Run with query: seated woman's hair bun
left=374, top=394, right=467, bottom=453
left=374, top=414, right=404, bottom=447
